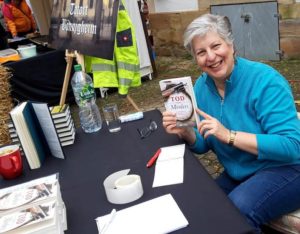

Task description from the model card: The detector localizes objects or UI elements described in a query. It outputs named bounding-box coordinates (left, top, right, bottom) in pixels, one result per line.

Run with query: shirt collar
left=204, top=57, right=241, bottom=93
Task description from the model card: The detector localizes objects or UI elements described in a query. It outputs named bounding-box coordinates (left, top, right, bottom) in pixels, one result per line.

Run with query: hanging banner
left=48, top=0, right=119, bottom=60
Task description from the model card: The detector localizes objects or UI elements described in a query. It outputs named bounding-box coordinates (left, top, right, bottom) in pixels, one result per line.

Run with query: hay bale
left=0, top=65, right=13, bottom=146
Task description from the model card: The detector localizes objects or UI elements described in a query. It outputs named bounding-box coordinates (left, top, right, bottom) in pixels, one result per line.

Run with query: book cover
left=0, top=174, right=59, bottom=215
left=159, top=77, right=200, bottom=127
left=0, top=201, right=61, bottom=234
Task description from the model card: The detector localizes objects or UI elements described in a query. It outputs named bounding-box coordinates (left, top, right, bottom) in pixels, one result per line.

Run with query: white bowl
left=17, top=44, right=37, bottom=59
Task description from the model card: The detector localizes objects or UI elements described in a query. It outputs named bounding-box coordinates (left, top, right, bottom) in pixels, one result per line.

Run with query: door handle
left=241, top=13, right=251, bottom=23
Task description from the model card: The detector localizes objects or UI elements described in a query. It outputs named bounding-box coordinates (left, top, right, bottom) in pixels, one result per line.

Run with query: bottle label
left=79, top=84, right=95, bottom=101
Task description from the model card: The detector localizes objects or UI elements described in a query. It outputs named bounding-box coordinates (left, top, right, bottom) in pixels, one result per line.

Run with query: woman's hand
left=162, top=111, right=196, bottom=145
left=196, top=109, right=230, bottom=144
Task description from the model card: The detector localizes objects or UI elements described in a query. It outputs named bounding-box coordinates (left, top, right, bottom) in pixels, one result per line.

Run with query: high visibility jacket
left=2, top=0, right=36, bottom=37
left=85, top=0, right=140, bottom=97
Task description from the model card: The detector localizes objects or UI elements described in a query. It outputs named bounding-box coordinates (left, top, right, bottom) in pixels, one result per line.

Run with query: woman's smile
left=192, top=31, right=235, bottom=81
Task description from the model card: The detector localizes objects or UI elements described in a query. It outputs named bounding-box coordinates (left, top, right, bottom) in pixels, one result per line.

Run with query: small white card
left=152, top=144, right=185, bottom=187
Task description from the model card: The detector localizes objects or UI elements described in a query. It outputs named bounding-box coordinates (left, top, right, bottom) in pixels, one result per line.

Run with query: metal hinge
left=275, top=50, right=284, bottom=59
left=274, top=13, right=282, bottom=20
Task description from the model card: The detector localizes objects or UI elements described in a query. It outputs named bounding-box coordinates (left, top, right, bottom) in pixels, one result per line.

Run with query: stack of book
left=49, top=104, right=76, bottom=147
left=9, top=102, right=66, bottom=169
left=7, top=103, right=76, bottom=156
left=7, top=121, right=22, bottom=153
left=0, top=174, right=67, bottom=234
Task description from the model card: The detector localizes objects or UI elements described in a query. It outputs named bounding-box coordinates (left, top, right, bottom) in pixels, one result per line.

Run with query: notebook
left=153, top=144, right=185, bottom=187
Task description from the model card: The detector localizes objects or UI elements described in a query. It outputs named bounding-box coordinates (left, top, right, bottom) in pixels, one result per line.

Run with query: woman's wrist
left=179, top=128, right=196, bottom=145
left=228, top=130, right=237, bottom=146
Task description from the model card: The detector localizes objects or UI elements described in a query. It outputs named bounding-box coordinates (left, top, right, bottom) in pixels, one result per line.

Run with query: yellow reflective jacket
left=85, top=0, right=140, bottom=97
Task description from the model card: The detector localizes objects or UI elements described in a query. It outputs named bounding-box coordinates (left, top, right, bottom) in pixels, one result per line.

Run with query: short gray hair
left=183, top=14, right=234, bottom=55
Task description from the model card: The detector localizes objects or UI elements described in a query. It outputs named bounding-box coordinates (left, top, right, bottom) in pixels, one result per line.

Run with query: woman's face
left=192, top=31, right=235, bottom=82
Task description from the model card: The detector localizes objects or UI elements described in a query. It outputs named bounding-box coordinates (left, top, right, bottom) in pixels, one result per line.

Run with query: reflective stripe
left=117, top=61, right=139, bottom=72
left=92, top=64, right=116, bottom=72
left=119, top=78, right=132, bottom=86
left=86, top=0, right=141, bottom=96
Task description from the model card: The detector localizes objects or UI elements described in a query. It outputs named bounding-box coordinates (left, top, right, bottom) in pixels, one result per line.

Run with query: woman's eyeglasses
left=137, top=120, right=158, bottom=139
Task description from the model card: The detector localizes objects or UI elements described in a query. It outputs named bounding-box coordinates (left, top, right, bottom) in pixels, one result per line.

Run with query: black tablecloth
left=0, top=110, right=254, bottom=234
left=4, top=49, right=74, bottom=106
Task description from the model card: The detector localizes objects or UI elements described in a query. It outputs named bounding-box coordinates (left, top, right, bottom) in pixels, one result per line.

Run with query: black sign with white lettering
left=49, top=0, right=119, bottom=60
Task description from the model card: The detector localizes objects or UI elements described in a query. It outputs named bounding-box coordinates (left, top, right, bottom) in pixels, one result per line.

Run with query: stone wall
left=279, top=1, right=300, bottom=58
left=148, top=0, right=300, bottom=59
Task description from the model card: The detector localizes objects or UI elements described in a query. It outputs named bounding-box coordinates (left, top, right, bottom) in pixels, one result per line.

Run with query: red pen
left=146, top=148, right=161, bottom=168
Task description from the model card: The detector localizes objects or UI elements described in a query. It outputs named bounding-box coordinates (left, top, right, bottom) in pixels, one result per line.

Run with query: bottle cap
left=74, top=64, right=82, bottom=71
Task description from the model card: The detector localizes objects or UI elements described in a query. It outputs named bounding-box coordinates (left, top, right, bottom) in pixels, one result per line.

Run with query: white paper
left=153, top=144, right=185, bottom=187
left=96, top=194, right=188, bottom=234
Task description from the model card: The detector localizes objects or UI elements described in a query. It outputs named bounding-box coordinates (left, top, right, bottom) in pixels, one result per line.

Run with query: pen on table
left=146, top=148, right=161, bottom=168
left=100, top=208, right=116, bottom=234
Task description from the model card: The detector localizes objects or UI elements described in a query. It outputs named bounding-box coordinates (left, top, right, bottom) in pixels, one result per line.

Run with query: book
left=0, top=174, right=59, bottom=215
left=61, top=139, right=75, bottom=147
left=49, top=105, right=69, bottom=119
left=55, top=118, right=74, bottom=134
left=10, top=102, right=65, bottom=169
left=0, top=201, right=62, bottom=234
left=54, top=115, right=72, bottom=130
left=59, top=131, right=76, bottom=147
left=159, top=76, right=200, bottom=127
left=50, top=105, right=71, bottom=124
left=6, top=122, right=23, bottom=154
left=53, top=114, right=70, bottom=125
left=57, top=126, right=75, bottom=138
left=96, top=194, right=188, bottom=234
left=0, top=174, right=67, bottom=234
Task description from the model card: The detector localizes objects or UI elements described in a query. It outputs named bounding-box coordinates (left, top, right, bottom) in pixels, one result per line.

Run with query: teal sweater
left=190, top=57, right=300, bottom=180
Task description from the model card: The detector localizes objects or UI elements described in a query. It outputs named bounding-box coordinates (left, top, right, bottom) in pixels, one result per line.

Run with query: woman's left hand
left=196, top=109, right=230, bottom=144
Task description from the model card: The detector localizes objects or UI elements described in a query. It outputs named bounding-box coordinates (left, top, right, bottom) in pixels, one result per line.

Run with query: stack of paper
left=0, top=174, right=67, bottom=234
left=96, top=194, right=188, bottom=234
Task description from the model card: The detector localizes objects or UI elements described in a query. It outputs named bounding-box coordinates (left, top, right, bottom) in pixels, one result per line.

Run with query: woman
left=2, top=0, right=36, bottom=38
left=162, top=14, right=300, bottom=233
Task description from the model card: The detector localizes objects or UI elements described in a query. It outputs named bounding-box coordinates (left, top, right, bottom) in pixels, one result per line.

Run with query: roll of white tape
left=103, top=169, right=143, bottom=204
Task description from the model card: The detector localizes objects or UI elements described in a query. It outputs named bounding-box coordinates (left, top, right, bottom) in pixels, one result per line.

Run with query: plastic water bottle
left=71, top=64, right=102, bottom=133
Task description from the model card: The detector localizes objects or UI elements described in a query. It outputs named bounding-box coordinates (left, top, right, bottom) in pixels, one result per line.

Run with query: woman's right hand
left=162, top=111, right=196, bottom=145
